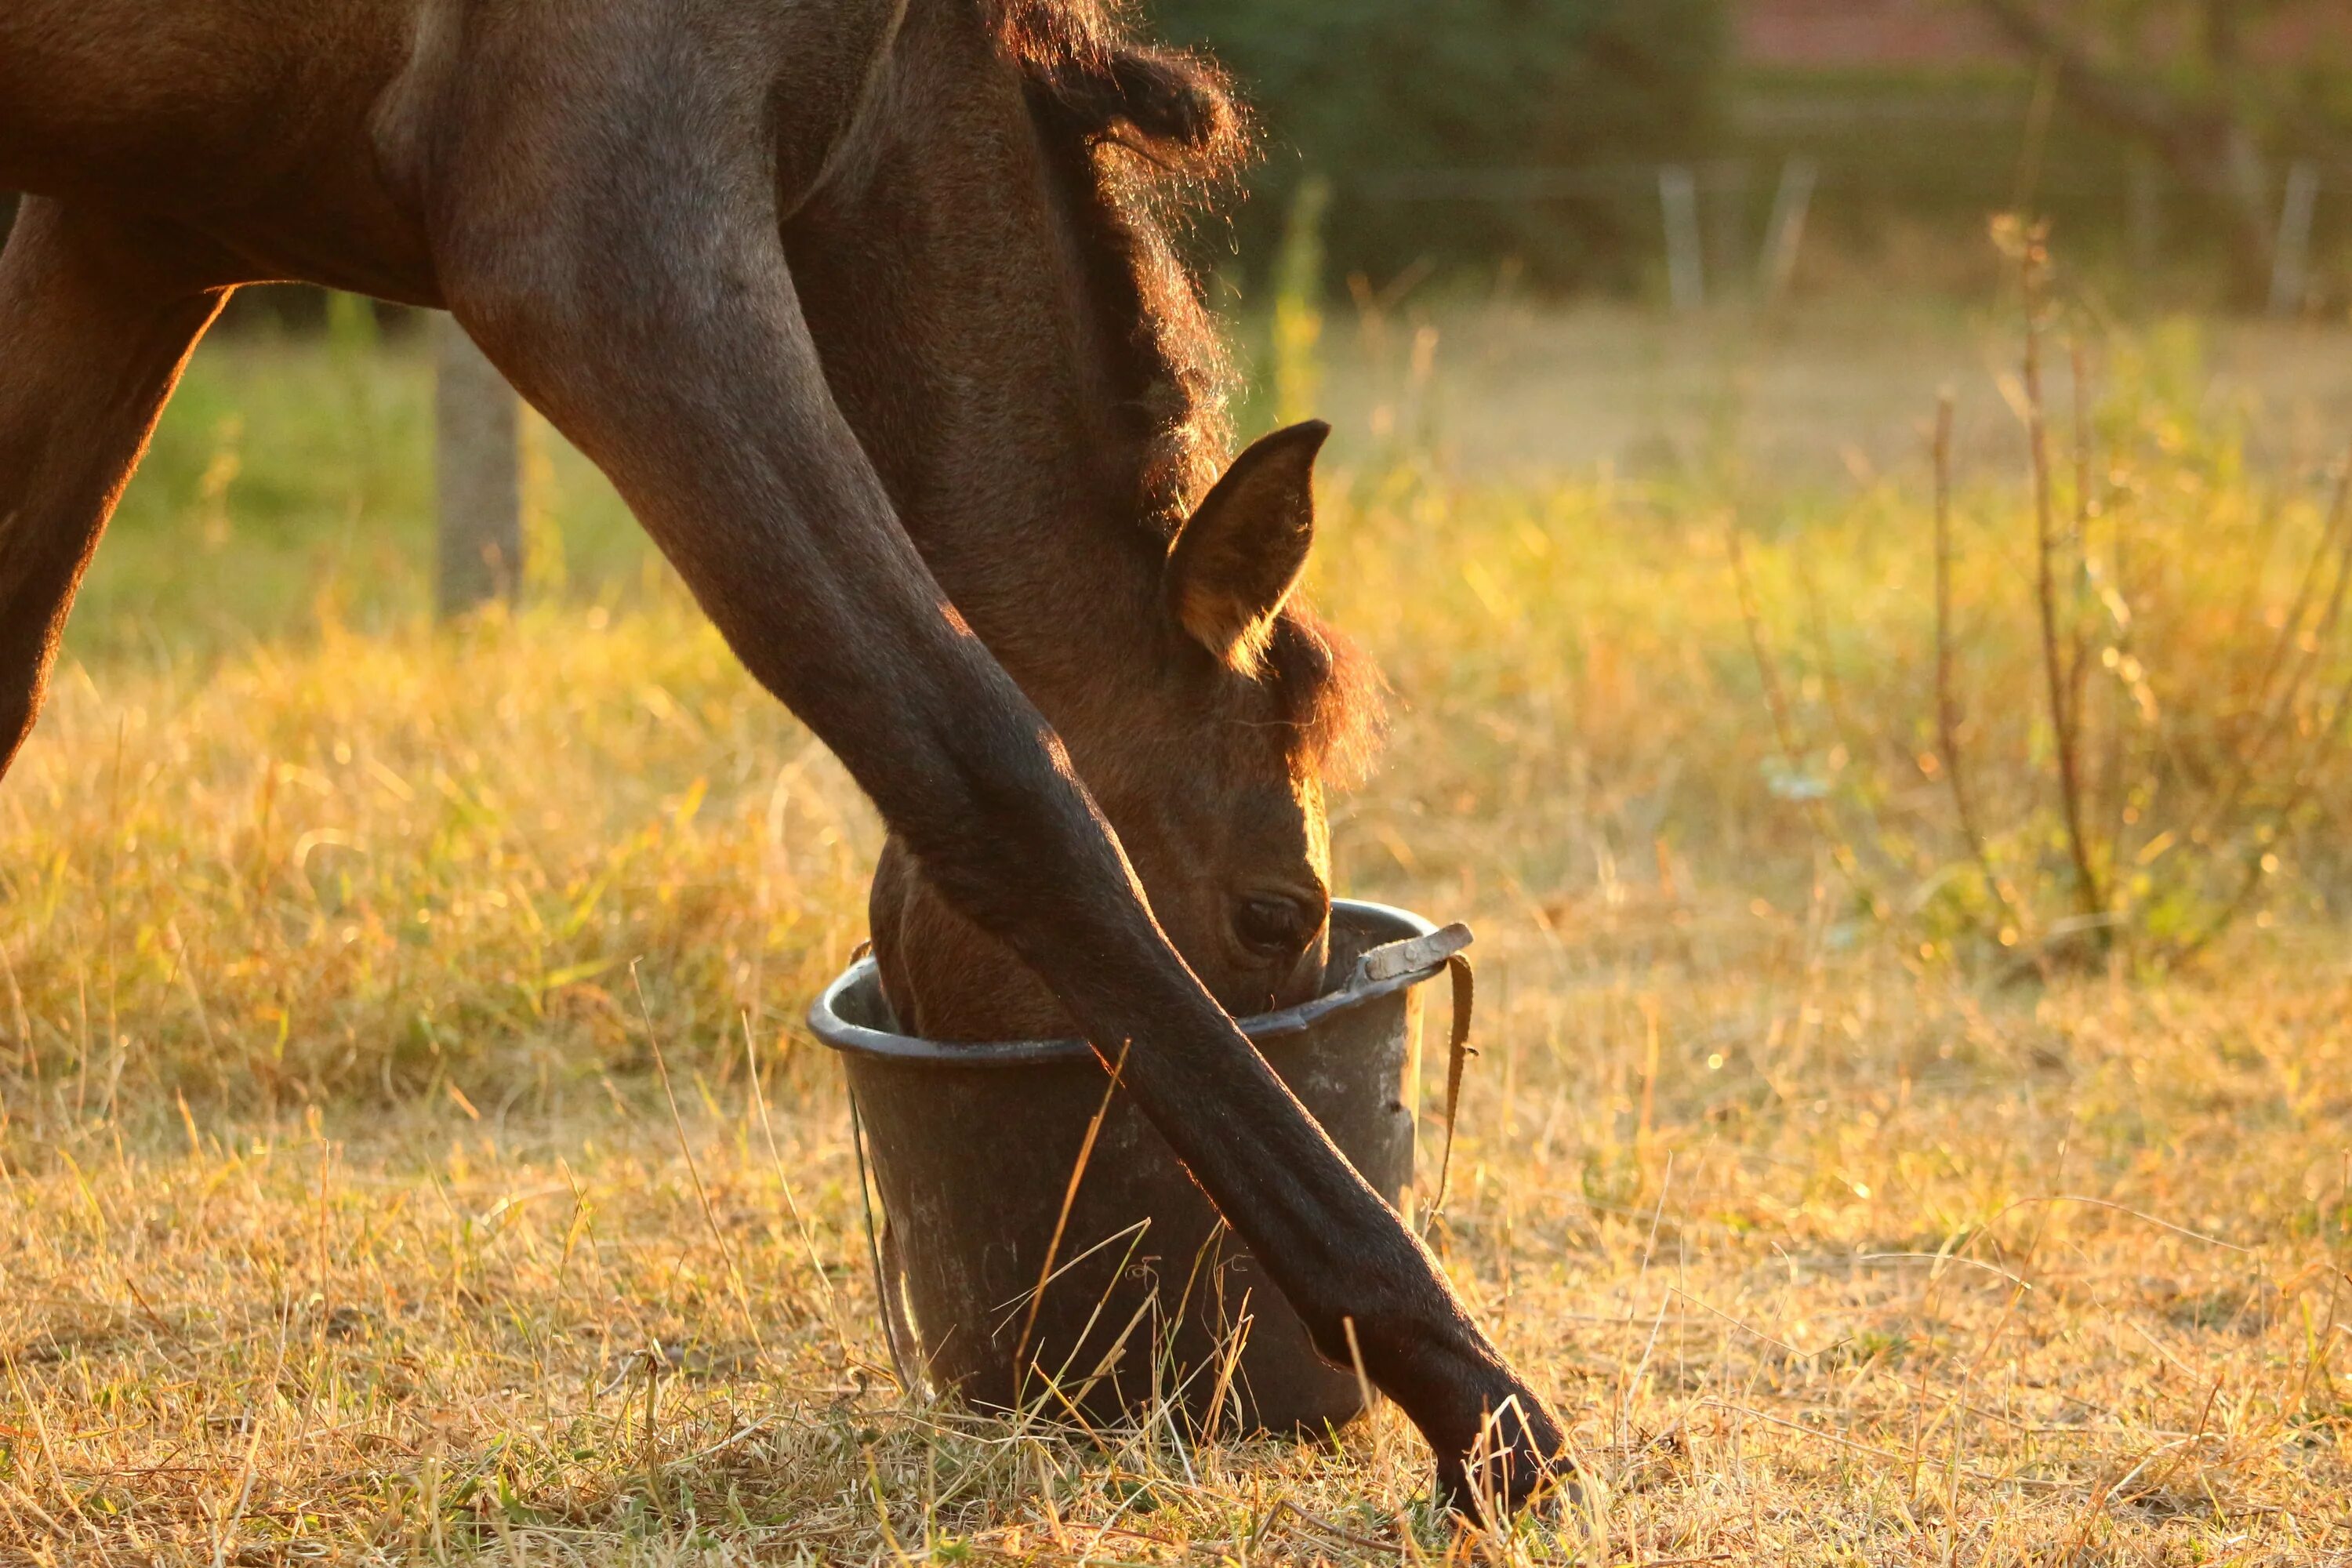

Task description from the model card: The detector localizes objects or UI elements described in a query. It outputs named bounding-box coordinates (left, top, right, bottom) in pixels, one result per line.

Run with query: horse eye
left=1233, top=895, right=1316, bottom=960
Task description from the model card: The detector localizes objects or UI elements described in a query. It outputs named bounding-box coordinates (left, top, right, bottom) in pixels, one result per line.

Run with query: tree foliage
left=1971, top=0, right=2352, bottom=303
left=1147, top=0, right=1728, bottom=288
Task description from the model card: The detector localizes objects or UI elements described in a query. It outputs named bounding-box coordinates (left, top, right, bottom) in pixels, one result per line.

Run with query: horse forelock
left=1264, top=608, right=1386, bottom=786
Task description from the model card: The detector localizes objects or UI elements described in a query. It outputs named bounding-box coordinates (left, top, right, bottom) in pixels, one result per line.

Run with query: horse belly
left=0, top=0, right=414, bottom=214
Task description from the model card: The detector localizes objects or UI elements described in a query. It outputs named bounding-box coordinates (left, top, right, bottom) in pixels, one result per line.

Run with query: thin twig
left=1933, top=392, right=2031, bottom=947
left=1258, top=1497, right=1399, bottom=1557
left=633, top=964, right=764, bottom=1359
left=2099, top=463, right=2141, bottom=900
left=1698, top=1398, right=2064, bottom=1491
left=2173, top=668, right=2352, bottom=963
left=1012, top=1041, right=1131, bottom=1398
left=2020, top=237, right=2107, bottom=926
left=2185, top=448, right=2352, bottom=858
left=208, top=1303, right=291, bottom=1568
left=2238, top=454, right=2351, bottom=757
left=2169, top=456, right=2352, bottom=960
left=2068, top=337, right=2097, bottom=757
left=742, top=1011, right=850, bottom=1363
left=1729, top=521, right=1875, bottom=908
left=1730, top=522, right=1811, bottom=780
left=0, top=927, right=29, bottom=1062
left=1980, top=1193, right=2250, bottom=1254
left=5, top=1351, right=90, bottom=1535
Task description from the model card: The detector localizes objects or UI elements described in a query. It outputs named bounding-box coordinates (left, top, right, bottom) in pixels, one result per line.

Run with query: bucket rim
left=808, top=899, right=1450, bottom=1069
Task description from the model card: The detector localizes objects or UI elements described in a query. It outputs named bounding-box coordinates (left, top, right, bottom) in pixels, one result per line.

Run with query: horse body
left=0, top=0, right=430, bottom=296
left=0, top=0, right=1566, bottom=1505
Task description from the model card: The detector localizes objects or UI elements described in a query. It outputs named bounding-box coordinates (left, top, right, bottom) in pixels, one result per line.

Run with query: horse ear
left=1165, top=420, right=1329, bottom=674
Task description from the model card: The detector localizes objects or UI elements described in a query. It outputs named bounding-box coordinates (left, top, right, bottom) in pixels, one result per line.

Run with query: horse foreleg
left=0, top=200, right=229, bottom=780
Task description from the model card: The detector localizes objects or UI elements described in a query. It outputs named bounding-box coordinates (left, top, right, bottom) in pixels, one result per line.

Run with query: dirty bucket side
left=827, top=902, right=1436, bottom=1434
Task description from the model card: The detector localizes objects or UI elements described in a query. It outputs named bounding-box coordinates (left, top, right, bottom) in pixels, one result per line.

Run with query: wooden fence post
left=1759, top=156, right=1819, bottom=308
left=2269, top=161, right=2321, bottom=319
left=434, top=314, right=523, bottom=619
left=1659, top=165, right=1706, bottom=314
left=2128, top=154, right=2164, bottom=278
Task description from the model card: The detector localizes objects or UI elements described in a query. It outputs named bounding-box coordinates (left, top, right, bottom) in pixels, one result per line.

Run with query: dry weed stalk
left=2014, top=224, right=2108, bottom=933
left=1933, top=391, right=2027, bottom=950
left=1839, top=219, right=2352, bottom=969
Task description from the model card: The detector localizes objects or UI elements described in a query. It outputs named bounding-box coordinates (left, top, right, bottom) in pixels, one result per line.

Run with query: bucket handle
left=1428, top=949, right=1477, bottom=1230
left=1350, top=920, right=1472, bottom=989
left=1346, top=923, right=1478, bottom=1232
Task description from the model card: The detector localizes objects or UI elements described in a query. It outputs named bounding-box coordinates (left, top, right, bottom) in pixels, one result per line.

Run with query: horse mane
left=985, top=0, right=1383, bottom=780
left=986, top=0, right=1242, bottom=524
left=987, top=1, right=1247, bottom=176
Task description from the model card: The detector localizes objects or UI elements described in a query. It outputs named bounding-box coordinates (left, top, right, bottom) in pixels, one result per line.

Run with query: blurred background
left=29, top=0, right=2352, bottom=648
left=7, top=10, right=2352, bottom=1557
left=1168, top=0, right=2352, bottom=307
left=16, top=0, right=2352, bottom=938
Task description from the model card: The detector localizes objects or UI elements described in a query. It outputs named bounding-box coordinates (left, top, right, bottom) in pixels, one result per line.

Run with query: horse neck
left=779, top=40, right=1191, bottom=768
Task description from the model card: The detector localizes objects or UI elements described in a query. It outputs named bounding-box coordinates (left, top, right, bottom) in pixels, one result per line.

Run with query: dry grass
left=3, top=310, right=2352, bottom=1564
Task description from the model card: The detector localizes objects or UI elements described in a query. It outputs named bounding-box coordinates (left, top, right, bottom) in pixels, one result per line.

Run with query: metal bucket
left=808, top=901, right=1468, bottom=1436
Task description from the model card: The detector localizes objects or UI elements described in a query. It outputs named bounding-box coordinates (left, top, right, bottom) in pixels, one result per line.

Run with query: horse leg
left=417, top=9, right=1564, bottom=1508
left=0, top=200, right=230, bottom=781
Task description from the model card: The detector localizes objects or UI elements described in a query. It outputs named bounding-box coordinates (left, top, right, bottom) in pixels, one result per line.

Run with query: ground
left=2, top=291, right=2350, bottom=1564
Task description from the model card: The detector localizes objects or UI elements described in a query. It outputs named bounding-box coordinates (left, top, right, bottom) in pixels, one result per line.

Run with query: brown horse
left=0, top=0, right=1566, bottom=1508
